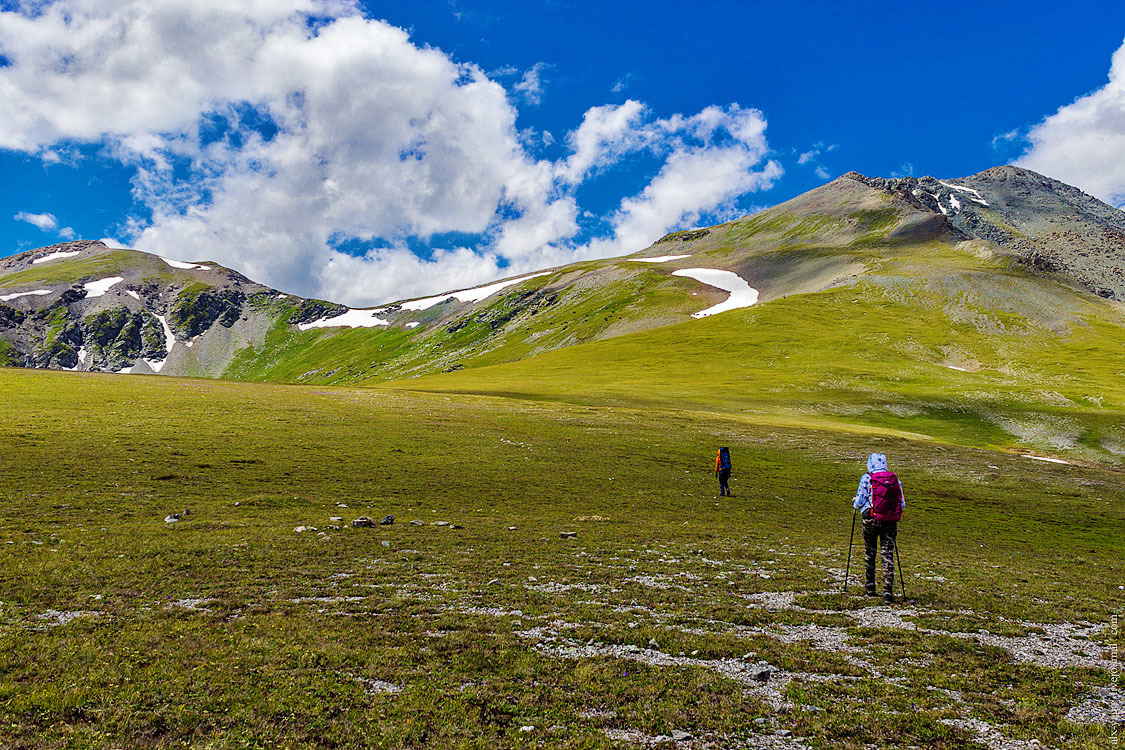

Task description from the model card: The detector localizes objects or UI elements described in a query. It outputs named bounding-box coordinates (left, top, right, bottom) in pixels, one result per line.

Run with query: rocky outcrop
left=82, top=308, right=165, bottom=371
left=286, top=298, right=347, bottom=326
left=168, top=287, right=245, bottom=338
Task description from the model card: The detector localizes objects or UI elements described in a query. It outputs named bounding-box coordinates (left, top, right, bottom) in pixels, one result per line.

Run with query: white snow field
left=125, top=290, right=141, bottom=300
left=298, top=308, right=390, bottom=330
left=31, top=250, right=80, bottom=264
left=672, top=268, right=760, bottom=318
left=0, top=289, right=52, bottom=302
left=627, top=255, right=691, bottom=263
left=83, top=277, right=124, bottom=298
left=159, top=256, right=211, bottom=271
left=400, top=272, right=551, bottom=312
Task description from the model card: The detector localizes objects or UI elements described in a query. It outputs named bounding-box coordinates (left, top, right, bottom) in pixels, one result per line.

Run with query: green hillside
left=398, top=236, right=1125, bottom=464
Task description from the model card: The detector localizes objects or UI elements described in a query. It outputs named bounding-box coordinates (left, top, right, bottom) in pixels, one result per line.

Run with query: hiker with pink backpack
left=852, top=453, right=905, bottom=603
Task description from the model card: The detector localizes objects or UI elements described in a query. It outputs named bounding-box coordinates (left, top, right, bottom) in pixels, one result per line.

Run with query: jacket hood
left=867, top=453, right=888, bottom=473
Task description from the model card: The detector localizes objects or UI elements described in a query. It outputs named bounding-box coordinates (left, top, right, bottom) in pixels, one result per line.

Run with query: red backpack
left=869, top=471, right=903, bottom=521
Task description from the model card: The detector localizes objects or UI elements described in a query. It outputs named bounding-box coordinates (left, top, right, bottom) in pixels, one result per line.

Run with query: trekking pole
left=843, top=508, right=856, bottom=592
left=894, top=535, right=906, bottom=600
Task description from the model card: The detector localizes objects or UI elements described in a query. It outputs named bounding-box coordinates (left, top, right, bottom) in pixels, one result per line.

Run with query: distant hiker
left=852, top=453, right=905, bottom=603
left=715, top=447, right=732, bottom=496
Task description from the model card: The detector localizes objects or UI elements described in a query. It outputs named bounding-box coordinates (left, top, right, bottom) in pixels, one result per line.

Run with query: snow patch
left=1023, top=455, right=1071, bottom=465
left=0, top=289, right=51, bottom=302
left=930, top=193, right=949, bottom=215
left=400, top=272, right=551, bottom=312
left=159, top=256, right=211, bottom=271
left=31, top=250, right=80, bottom=264
left=299, top=308, right=390, bottom=330
left=83, top=277, right=123, bottom=298
left=949, top=194, right=961, bottom=211
left=937, top=180, right=989, bottom=206
left=125, top=290, right=140, bottom=300
left=672, top=268, right=760, bottom=318
left=945, top=365, right=968, bottom=372
left=405, top=322, right=420, bottom=329
left=143, top=315, right=177, bottom=373
left=628, top=254, right=691, bottom=263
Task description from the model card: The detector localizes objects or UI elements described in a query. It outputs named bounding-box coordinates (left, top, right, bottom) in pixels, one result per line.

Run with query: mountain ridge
left=1, top=163, right=1122, bottom=382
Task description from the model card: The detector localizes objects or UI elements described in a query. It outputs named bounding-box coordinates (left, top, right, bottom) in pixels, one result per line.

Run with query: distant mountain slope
left=849, top=165, right=1125, bottom=299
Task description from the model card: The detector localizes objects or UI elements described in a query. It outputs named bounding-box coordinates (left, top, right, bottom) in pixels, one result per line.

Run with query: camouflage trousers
left=861, top=517, right=898, bottom=592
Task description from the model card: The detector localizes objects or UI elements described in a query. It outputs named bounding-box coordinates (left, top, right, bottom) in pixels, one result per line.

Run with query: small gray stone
left=432, top=521, right=449, bottom=527
left=488, top=579, right=501, bottom=585
left=451, top=524, right=465, bottom=529
left=775, top=729, right=791, bottom=737
left=164, top=513, right=180, bottom=523
left=750, top=662, right=774, bottom=682
left=380, top=514, right=394, bottom=525
left=671, top=730, right=692, bottom=742
left=647, top=638, right=659, bottom=649
left=352, top=517, right=374, bottom=528
left=409, top=520, right=425, bottom=526
left=329, top=516, right=343, bottom=522
left=381, top=541, right=391, bottom=548
left=560, top=531, right=577, bottom=539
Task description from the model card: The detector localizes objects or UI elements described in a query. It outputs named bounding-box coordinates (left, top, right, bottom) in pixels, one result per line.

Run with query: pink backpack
left=870, top=471, right=903, bottom=521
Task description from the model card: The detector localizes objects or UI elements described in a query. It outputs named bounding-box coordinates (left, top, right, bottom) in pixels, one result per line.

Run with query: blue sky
left=1, top=1, right=1124, bottom=305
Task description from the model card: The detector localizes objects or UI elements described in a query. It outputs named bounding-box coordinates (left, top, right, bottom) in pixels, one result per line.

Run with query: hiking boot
left=883, top=592, right=895, bottom=604
left=865, top=583, right=877, bottom=596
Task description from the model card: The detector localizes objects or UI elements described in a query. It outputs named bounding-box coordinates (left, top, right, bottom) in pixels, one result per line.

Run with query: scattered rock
left=381, top=541, right=391, bottom=548
left=380, top=514, right=394, bottom=525
left=329, top=516, right=343, bottom=522
left=451, top=524, right=465, bottom=529
left=409, top=520, right=425, bottom=526
left=294, top=526, right=317, bottom=533
left=508, top=526, right=517, bottom=531
left=327, top=525, right=340, bottom=531
left=647, top=638, right=660, bottom=649
left=775, top=729, right=791, bottom=737
left=233, top=502, right=241, bottom=506
left=432, top=521, right=450, bottom=527
left=528, top=576, right=538, bottom=583
left=488, top=579, right=501, bottom=586
left=164, top=513, right=180, bottom=523
left=671, top=729, right=692, bottom=742
left=519, top=725, right=534, bottom=733
left=560, top=531, right=578, bottom=539
left=352, top=517, right=374, bottom=528
left=336, top=503, right=348, bottom=508
left=750, top=662, right=774, bottom=682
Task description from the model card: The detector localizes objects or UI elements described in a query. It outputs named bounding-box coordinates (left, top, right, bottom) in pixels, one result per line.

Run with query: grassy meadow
left=0, top=367, right=1121, bottom=748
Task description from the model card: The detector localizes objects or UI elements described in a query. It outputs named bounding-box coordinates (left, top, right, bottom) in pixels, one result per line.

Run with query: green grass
left=0, top=251, right=143, bottom=287
left=0, top=367, right=1119, bottom=748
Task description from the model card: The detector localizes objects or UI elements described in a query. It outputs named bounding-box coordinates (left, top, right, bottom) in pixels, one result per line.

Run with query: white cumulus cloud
left=14, top=211, right=59, bottom=231
left=1018, top=39, right=1125, bottom=207
left=0, top=1, right=782, bottom=305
